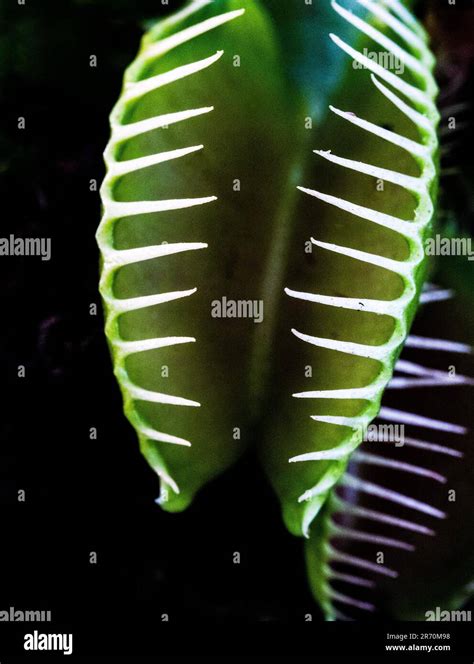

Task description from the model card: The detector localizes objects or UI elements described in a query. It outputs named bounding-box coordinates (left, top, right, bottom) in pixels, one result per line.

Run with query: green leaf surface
left=97, top=0, right=303, bottom=511
left=258, top=0, right=439, bottom=536
left=304, top=256, right=474, bottom=620
left=98, top=0, right=440, bottom=537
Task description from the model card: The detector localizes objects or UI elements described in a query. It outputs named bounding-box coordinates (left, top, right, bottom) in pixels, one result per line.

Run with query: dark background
left=0, top=0, right=473, bottom=657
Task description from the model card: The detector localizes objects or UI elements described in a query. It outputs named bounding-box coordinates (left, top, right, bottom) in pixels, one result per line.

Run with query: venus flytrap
left=97, top=0, right=301, bottom=511
left=305, top=277, right=474, bottom=620
left=97, top=0, right=473, bottom=619
left=259, top=0, right=439, bottom=538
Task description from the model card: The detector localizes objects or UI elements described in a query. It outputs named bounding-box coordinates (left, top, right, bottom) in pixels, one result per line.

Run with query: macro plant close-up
left=97, top=0, right=474, bottom=619
left=1, top=0, right=474, bottom=657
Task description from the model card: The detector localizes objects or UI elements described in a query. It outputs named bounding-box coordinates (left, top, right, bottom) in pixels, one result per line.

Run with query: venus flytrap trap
left=97, top=0, right=473, bottom=619
left=259, top=0, right=439, bottom=537
left=306, top=277, right=474, bottom=620
left=97, top=0, right=300, bottom=511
